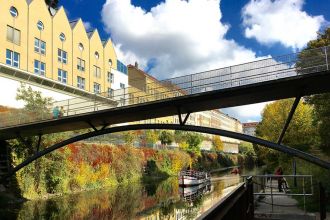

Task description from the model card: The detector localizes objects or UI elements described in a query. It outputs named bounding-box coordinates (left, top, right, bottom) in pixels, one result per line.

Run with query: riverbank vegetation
left=1, top=83, right=254, bottom=202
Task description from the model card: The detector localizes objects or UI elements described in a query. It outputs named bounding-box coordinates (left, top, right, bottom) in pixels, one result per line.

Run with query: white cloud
left=102, top=0, right=258, bottom=79
left=242, top=0, right=325, bottom=50
left=83, top=21, right=93, bottom=31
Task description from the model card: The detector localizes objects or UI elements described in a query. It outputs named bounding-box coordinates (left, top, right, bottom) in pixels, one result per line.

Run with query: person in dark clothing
left=275, top=167, right=284, bottom=192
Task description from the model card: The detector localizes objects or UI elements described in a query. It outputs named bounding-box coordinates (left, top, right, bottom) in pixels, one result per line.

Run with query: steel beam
left=2, top=124, right=330, bottom=183
left=277, top=96, right=301, bottom=144
left=177, top=107, right=190, bottom=125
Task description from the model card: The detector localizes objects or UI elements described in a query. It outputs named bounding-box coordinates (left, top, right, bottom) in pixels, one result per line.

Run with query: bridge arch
left=2, top=124, right=330, bottom=181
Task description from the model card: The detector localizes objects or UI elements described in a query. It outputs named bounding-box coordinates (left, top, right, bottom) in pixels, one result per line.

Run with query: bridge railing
left=242, top=175, right=314, bottom=212
left=0, top=46, right=329, bottom=128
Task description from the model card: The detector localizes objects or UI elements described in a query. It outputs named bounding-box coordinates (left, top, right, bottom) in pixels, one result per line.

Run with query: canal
left=1, top=167, right=262, bottom=219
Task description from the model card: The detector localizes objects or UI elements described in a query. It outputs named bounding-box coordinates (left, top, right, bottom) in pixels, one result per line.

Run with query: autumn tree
left=123, top=131, right=138, bottom=146
left=255, top=99, right=315, bottom=165
left=145, top=130, right=159, bottom=147
left=297, top=28, right=330, bottom=155
left=212, top=136, right=224, bottom=152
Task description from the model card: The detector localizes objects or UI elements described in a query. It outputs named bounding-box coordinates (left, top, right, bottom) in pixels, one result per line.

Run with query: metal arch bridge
left=0, top=46, right=329, bottom=140
left=0, top=46, right=330, bottom=178
left=1, top=124, right=330, bottom=182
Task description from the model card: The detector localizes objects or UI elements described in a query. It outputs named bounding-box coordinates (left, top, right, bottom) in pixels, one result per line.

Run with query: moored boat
left=178, top=170, right=210, bottom=186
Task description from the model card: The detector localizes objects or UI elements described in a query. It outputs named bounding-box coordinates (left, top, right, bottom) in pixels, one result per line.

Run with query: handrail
left=0, top=46, right=329, bottom=128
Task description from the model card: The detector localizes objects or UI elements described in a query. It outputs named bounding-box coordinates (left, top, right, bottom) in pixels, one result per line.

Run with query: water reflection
left=2, top=174, right=242, bottom=220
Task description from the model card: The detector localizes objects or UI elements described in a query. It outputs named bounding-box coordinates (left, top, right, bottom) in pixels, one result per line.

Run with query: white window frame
left=6, top=49, right=20, bottom=68
left=59, top=33, right=66, bottom=42
left=94, top=65, right=101, bottom=78
left=34, top=38, right=46, bottom=55
left=93, top=83, right=101, bottom=94
left=107, top=72, right=114, bottom=83
left=10, top=6, right=18, bottom=17
left=77, top=76, right=85, bottom=89
left=58, top=49, right=67, bottom=64
left=77, top=57, right=85, bottom=71
left=34, top=60, right=46, bottom=76
left=58, top=69, right=67, bottom=84
left=37, top=21, right=44, bottom=31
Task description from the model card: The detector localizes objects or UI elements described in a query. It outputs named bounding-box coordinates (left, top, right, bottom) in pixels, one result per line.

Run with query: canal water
left=1, top=167, right=262, bottom=219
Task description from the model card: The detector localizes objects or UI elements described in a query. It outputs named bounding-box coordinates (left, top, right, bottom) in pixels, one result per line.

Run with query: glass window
left=12, top=50, right=19, bottom=67
left=93, top=83, right=101, bottom=94
left=6, top=49, right=20, bottom=68
left=59, top=33, right=66, bottom=42
left=109, top=59, right=112, bottom=66
left=120, top=83, right=125, bottom=89
left=58, top=49, right=67, bottom=64
left=77, top=58, right=85, bottom=71
left=6, top=50, right=12, bottom=66
left=58, top=69, right=67, bottom=83
left=37, top=21, right=44, bottom=31
left=6, top=26, right=20, bottom=45
left=108, top=88, right=114, bottom=98
left=77, top=76, right=85, bottom=89
left=34, top=60, right=46, bottom=76
left=40, top=62, right=45, bottom=75
left=34, top=38, right=46, bottom=55
left=93, top=66, right=101, bottom=78
left=95, top=51, right=99, bottom=60
left=78, top=43, right=84, bottom=51
left=107, top=72, right=114, bottom=83
left=10, top=6, right=18, bottom=17
left=117, top=60, right=128, bottom=74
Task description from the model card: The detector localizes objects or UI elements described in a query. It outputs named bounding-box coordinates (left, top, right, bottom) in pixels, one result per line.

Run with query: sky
left=58, top=0, right=329, bottom=122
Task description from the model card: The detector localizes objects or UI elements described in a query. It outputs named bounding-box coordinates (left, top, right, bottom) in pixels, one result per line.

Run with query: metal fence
left=242, top=175, right=314, bottom=212
left=0, top=46, right=329, bottom=128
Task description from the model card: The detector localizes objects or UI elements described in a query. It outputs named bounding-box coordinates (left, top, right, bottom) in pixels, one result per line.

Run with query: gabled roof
left=87, top=30, right=95, bottom=39
left=69, top=19, right=79, bottom=29
left=102, top=40, right=108, bottom=46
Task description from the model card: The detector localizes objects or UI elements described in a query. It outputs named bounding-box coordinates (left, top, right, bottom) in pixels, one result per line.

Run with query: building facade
left=243, top=122, right=259, bottom=137
left=0, top=0, right=128, bottom=97
left=128, top=64, right=243, bottom=153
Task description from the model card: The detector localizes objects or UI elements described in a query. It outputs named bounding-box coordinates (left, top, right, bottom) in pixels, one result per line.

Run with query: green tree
left=16, top=84, right=53, bottom=119
left=255, top=99, right=315, bottom=165
left=212, top=136, right=224, bottom=152
left=297, top=28, right=330, bottom=155
left=158, top=131, right=174, bottom=146
left=174, top=130, right=187, bottom=144
left=186, top=132, right=203, bottom=155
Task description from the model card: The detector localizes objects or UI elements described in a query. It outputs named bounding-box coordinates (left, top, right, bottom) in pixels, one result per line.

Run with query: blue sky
left=60, top=0, right=330, bottom=122
left=62, top=0, right=329, bottom=56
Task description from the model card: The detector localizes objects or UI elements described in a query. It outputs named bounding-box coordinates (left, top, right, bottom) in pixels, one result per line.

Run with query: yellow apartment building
left=0, top=0, right=128, bottom=97
left=128, top=64, right=175, bottom=124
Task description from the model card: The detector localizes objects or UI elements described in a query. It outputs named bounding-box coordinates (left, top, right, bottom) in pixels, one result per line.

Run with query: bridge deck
left=0, top=70, right=329, bottom=140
